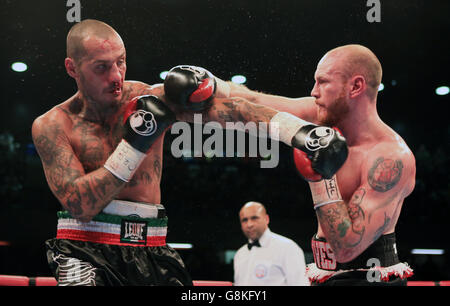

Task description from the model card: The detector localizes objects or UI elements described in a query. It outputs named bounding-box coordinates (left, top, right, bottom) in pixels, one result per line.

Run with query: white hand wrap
left=269, top=112, right=310, bottom=145
left=104, top=140, right=146, bottom=182
left=308, top=175, right=343, bottom=210
left=215, top=78, right=231, bottom=98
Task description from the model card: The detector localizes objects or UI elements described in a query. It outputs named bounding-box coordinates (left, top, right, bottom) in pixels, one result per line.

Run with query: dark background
left=0, top=0, right=449, bottom=283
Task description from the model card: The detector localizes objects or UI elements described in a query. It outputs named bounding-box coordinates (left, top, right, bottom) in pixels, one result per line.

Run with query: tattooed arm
left=216, top=80, right=319, bottom=123
left=202, top=97, right=279, bottom=126
left=32, top=111, right=126, bottom=223
left=312, top=143, right=416, bottom=263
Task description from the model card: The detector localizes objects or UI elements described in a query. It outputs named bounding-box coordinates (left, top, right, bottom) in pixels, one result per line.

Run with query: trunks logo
left=120, top=220, right=148, bottom=245
left=305, top=127, right=335, bottom=152
left=311, top=239, right=337, bottom=271
left=254, top=264, right=268, bottom=279
left=52, top=254, right=96, bottom=286
left=130, top=110, right=157, bottom=136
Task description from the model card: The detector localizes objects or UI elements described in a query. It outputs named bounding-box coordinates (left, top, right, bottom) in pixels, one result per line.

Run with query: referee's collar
left=249, top=228, right=271, bottom=248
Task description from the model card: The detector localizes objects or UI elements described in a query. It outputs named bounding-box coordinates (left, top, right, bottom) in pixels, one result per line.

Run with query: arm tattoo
left=34, top=124, right=124, bottom=219
left=348, top=188, right=366, bottom=236
left=206, top=98, right=277, bottom=125
left=317, top=189, right=367, bottom=251
left=368, top=157, right=403, bottom=192
left=316, top=205, right=350, bottom=250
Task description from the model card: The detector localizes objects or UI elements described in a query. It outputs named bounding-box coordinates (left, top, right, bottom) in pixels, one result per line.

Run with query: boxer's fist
left=293, top=148, right=323, bottom=182
left=163, top=65, right=216, bottom=112
left=104, top=95, right=176, bottom=182
left=292, top=126, right=348, bottom=180
left=123, top=95, right=176, bottom=153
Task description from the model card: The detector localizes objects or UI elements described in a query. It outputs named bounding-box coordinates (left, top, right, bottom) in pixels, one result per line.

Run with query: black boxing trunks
left=307, top=233, right=413, bottom=286
left=45, top=200, right=192, bottom=286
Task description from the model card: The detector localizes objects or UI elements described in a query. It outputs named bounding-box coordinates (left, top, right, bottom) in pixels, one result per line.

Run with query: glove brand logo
left=178, top=65, right=208, bottom=78
left=305, top=127, right=335, bottom=152
left=130, top=110, right=157, bottom=136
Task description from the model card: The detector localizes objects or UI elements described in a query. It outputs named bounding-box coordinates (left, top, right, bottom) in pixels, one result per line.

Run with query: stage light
left=435, top=86, right=449, bottom=96
left=411, top=249, right=445, bottom=255
left=378, top=83, right=384, bottom=91
left=11, top=62, right=27, bottom=72
left=160, top=71, right=168, bottom=80
left=231, top=75, right=246, bottom=84
left=168, top=243, right=193, bottom=250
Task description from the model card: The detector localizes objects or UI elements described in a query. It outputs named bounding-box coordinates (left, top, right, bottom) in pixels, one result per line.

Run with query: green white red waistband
left=56, top=211, right=167, bottom=247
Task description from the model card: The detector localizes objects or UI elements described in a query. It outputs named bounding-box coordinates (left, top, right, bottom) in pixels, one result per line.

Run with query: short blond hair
left=327, top=44, right=382, bottom=99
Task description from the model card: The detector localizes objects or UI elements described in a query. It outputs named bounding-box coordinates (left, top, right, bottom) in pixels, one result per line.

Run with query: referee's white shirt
left=233, top=228, right=310, bottom=286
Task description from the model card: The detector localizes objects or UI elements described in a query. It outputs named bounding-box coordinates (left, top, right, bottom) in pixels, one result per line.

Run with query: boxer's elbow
left=61, top=200, right=96, bottom=223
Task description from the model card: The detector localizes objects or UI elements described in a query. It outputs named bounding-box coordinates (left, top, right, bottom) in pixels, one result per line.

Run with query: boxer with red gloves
left=208, top=44, right=416, bottom=286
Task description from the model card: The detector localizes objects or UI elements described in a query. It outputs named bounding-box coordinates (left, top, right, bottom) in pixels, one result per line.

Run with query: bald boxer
left=234, top=202, right=309, bottom=286
left=31, top=19, right=346, bottom=286
left=32, top=19, right=195, bottom=286
left=214, top=45, right=416, bottom=285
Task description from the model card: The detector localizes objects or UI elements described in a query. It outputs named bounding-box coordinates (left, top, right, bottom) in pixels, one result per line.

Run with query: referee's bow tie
left=247, top=240, right=261, bottom=250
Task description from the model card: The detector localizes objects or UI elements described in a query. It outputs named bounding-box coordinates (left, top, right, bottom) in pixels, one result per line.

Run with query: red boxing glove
left=293, top=127, right=345, bottom=182
left=293, top=148, right=322, bottom=182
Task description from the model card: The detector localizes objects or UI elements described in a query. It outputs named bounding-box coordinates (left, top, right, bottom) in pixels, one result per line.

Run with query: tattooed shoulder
left=368, top=157, right=403, bottom=192
left=123, top=81, right=162, bottom=101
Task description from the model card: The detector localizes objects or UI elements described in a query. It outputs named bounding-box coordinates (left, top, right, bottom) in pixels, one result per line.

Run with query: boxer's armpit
left=368, top=157, right=403, bottom=192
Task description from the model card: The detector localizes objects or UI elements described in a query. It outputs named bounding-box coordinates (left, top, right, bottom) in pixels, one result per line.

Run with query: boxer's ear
left=65, top=57, right=78, bottom=78
left=349, top=75, right=366, bottom=99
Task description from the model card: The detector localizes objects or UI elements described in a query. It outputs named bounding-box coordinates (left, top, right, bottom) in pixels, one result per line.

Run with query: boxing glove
left=163, top=65, right=217, bottom=112
left=270, top=112, right=348, bottom=180
left=293, top=148, right=323, bottom=182
left=292, top=125, right=348, bottom=180
left=104, top=95, right=176, bottom=182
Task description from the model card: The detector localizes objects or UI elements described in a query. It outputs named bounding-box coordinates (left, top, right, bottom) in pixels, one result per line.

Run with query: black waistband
left=312, top=233, right=400, bottom=271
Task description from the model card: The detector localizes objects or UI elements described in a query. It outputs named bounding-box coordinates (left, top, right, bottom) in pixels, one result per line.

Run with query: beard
left=317, top=89, right=350, bottom=127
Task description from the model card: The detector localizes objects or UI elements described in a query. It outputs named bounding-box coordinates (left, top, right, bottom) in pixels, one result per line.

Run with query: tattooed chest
left=70, top=122, right=124, bottom=173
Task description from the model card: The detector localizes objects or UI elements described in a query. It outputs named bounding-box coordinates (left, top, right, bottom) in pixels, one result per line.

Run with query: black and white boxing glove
left=163, top=65, right=230, bottom=112
left=270, top=112, right=348, bottom=180
left=104, top=95, right=176, bottom=182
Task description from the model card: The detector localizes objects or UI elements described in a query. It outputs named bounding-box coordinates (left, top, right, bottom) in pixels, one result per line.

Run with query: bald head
left=240, top=201, right=267, bottom=216
left=320, top=44, right=382, bottom=99
left=66, top=19, right=123, bottom=64
left=239, top=201, right=269, bottom=241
